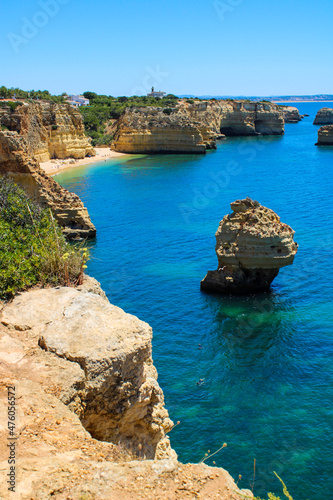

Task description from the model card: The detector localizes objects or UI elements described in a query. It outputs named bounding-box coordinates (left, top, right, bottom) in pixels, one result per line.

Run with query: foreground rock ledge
left=201, top=198, right=298, bottom=294
left=0, top=278, right=252, bottom=499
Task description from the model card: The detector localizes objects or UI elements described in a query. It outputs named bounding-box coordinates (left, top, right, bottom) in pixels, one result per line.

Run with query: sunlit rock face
left=112, top=100, right=285, bottom=154
left=316, top=124, right=333, bottom=145
left=281, top=106, right=303, bottom=123
left=0, top=101, right=95, bottom=162
left=313, top=108, right=333, bottom=125
left=201, top=197, right=298, bottom=294
left=0, top=130, right=96, bottom=238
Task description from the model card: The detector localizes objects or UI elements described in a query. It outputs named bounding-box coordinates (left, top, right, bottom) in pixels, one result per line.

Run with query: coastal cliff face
left=0, top=101, right=95, bottom=162
left=313, top=107, right=333, bottom=125
left=201, top=198, right=298, bottom=293
left=112, top=107, right=207, bottom=154
left=112, top=100, right=285, bottom=153
left=0, top=131, right=96, bottom=238
left=316, top=124, right=333, bottom=145
left=281, top=106, right=303, bottom=123
left=0, top=278, right=252, bottom=499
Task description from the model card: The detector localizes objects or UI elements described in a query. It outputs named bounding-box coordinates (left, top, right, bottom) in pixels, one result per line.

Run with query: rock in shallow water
left=201, top=197, right=298, bottom=294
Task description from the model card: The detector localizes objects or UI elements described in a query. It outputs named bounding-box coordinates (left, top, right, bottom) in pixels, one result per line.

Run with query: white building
left=66, top=95, right=90, bottom=107
left=147, top=87, right=166, bottom=99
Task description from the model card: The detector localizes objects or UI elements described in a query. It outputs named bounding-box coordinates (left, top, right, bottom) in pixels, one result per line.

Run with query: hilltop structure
left=147, top=86, right=166, bottom=99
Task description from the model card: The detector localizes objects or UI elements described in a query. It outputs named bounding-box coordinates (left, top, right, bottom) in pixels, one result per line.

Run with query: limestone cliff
left=0, top=278, right=252, bottom=499
left=201, top=197, right=298, bottom=293
left=313, top=107, right=333, bottom=125
left=0, top=101, right=95, bottom=161
left=0, top=131, right=96, bottom=238
left=112, top=100, right=285, bottom=153
left=281, top=106, right=303, bottom=123
left=316, top=124, right=333, bottom=145
left=112, top=107, right=207, bottom=154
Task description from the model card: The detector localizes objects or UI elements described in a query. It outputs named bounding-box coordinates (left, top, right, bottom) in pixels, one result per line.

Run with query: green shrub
left=0, top=177, right=89, bottom=300
left=0, top=101, right=24, bottom=112
left=163, top=108, right=174, bottom=115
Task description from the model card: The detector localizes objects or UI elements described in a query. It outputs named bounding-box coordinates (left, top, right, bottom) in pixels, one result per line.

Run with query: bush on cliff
left=0, top=177, right=89, bottom=300
left=79, top=93, right=180, bottom=145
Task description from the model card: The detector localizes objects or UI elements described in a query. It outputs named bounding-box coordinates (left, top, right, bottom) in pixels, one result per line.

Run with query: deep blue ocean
left=56, top=102, right=333, bottom=499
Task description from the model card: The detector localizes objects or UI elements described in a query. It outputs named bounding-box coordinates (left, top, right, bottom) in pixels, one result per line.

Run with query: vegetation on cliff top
left=0, top=177, right=89, bottom=300
left=79, top=92, right=179, bottom=146
left=0, top=85, right=65, bottom=103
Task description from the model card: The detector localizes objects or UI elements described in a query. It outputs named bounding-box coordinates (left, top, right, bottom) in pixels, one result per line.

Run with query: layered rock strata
left=316, top=124, right=333, bottom=145
left=0, top=100, right=95, bottom=161
left=201, top=198, right=298, bottom=294
left=313, top=107, right=333, bottom=125
left=112, top=100, right=285, bottom=153
left=0, top=278, right=252, bottom=499
left=0, top=131, right=96, bottom=238
left=112, top=107, right=207, bottom=153
left=281, top=106, right=303, bottom=123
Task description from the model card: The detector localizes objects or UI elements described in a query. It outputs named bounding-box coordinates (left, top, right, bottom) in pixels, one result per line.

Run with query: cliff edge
left=0, top=131, right=96, bottom=238
left=0, top=101, right=95, bottom=162
left=0, top=277, right=252, bottom=499
left=112, top=100, right=285, bottom=154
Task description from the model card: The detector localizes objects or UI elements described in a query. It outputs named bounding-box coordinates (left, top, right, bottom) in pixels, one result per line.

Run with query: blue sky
left=1, top=0, right=332, bottom=96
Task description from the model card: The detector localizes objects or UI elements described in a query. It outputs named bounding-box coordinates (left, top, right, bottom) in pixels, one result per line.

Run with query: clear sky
left=1, top=0, right=332, bottom=97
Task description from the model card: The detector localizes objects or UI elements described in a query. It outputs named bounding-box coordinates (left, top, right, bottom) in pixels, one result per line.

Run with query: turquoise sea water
left=56, top=102, right=333, bottom=499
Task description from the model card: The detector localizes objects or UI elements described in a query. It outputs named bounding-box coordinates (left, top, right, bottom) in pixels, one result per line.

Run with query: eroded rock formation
left=313, top=107, right=333, bottom=125
left=0, top=131, right=96, bottom=238
left=0, top=101, right=95, bottom=161
left=112, top=100, right=285, bottom=153
left=0, top=278, right=252, bottom=499
left=201, top=198, right=298, bottom=294
left=281, top=106, right=303, bottom=123
left=112, top=107, right=207, bottom=153
left=316, top=124, right=333, bottom=145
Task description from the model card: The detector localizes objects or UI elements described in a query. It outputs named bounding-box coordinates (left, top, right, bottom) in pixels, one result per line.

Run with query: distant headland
left=179, top=94, right=333, bottom=103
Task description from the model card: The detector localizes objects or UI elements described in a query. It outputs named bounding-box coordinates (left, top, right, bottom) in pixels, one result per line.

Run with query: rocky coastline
left=281, top=106, right=304, bottom=123
left=0, top=276, right=252, bottom=499
left=112, top=100, right=285, bottom=154
left=0, top=101, right=96, bottom=238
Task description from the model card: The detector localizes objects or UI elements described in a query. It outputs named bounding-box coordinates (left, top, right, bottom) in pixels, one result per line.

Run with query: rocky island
left=201, top=198, right=298, bottom=294
left=313, top=107, right=333, bottom=125
left=316, top=124, right=333, bottom=145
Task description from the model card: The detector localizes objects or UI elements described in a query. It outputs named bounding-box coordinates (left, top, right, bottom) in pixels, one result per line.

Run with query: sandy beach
left=40, top=148, right=127, bottom=176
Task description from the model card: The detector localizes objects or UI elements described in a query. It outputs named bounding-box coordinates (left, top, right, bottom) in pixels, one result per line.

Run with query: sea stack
left=201, top=198, right=298, bottom=294
left=316, top=124, right=333, bottom=145
left=313, top=108, right=333, bottom=125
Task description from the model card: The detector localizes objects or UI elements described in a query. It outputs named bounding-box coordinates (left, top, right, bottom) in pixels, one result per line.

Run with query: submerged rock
left=201, top=198, right=298, bottom=294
